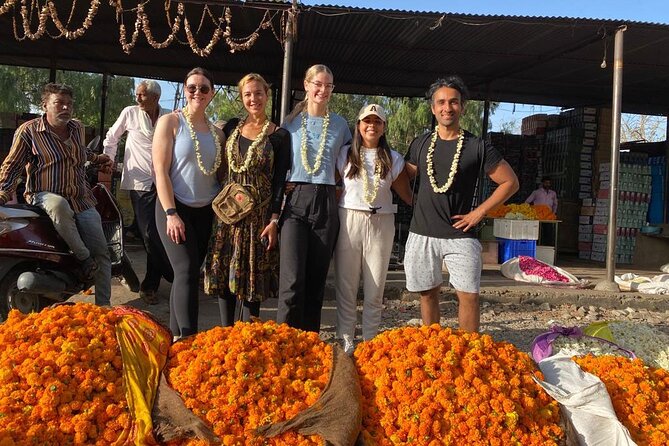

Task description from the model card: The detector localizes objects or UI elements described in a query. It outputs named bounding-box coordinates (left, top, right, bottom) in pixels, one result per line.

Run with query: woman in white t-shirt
left=334, top=104, right=413, bottom=354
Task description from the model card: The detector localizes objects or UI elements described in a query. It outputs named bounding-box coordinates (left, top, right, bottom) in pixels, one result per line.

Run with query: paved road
left=69, top=244, right=669, bottom=336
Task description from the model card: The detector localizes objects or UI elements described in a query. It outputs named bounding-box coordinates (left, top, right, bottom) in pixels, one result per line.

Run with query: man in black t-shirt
left=404, top=76, right=519, bottom=332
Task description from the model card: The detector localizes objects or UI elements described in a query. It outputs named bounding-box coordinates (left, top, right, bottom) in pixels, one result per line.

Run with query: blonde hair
left=237, top=73, right=270, bottom=95
left=285, top=64, right=333, bottom=123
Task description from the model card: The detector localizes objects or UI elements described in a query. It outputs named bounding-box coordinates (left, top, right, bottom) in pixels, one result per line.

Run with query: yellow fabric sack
left=112, top=306, right=172, bottom=446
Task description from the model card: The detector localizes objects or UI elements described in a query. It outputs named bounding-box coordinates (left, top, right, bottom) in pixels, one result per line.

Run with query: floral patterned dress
left=204, top=119, right=288, bottom=303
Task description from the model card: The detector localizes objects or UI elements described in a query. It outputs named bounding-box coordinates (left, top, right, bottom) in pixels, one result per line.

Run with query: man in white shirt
left=103, top=80, right=172, bottom=304
left=525, top=176, right=558, bottom=214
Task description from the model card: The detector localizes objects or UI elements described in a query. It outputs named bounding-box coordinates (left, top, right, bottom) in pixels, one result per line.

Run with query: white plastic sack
left=500, top=257, right=584, bottom=285
left=660, top=263, right=669, bottom=273
left=534, top=354, right=636, bottom=446
left=615, top=273, right=669, bottom=294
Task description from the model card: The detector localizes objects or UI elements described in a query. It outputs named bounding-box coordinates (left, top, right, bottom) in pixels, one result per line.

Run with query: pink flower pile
left=518, top=255, right=570, bottom=282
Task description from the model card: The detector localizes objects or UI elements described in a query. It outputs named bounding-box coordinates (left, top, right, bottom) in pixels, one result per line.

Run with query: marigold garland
left=0, top=304, right=129, bottom=445
left=164, top=321, right=332, bottom=446
left=354, top=325, right=563, bottom=445
left=574, top=354, right=669, bottom=446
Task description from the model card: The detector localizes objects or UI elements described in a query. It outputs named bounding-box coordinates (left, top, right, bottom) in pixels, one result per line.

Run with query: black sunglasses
left=186, top=84, right=211, bottom=94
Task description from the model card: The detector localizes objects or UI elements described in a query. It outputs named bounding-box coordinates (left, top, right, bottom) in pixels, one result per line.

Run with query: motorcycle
left=0, top=137, right=139, bottom=321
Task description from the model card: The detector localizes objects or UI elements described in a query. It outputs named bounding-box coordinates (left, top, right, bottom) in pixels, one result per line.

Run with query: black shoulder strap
left=472, top=135, right=486, bottom=210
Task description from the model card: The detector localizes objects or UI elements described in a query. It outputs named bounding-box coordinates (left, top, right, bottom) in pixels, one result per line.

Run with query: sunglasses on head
left=186, top=84, right=211, bottom=94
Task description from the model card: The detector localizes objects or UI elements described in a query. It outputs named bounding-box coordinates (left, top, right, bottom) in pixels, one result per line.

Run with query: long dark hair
left=346, top=120, right=393, bottom=180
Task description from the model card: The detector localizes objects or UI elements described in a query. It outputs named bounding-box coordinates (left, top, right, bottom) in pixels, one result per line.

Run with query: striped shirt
left=0, top=115, right=98, bottom=213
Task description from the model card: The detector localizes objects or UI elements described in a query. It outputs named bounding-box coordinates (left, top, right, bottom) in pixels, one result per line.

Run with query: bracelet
left=165, top=208, right=178, bottom=216
left=269, top=218, right=279, bottom=226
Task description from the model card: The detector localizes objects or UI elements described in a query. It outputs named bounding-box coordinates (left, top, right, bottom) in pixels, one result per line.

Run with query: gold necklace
left=300, top=111, right=330, bottom=175
left=361, top=150, right=382, bottom=206
left=183, top=106, right=222, bottom=176
left=226, top=117, right=271, bottom=173
left=426, top=127, right=465, bottom=193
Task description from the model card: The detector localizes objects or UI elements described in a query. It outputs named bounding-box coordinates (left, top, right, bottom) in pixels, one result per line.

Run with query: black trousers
left=130, top=188, right=173, bottom=291
left=277, top=184, right=338, bottom=333
left=155, top=199, right=213, bottom=337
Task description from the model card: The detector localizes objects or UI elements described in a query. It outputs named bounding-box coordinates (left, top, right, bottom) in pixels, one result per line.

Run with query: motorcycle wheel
left=0, top=266, right=51, bottom=321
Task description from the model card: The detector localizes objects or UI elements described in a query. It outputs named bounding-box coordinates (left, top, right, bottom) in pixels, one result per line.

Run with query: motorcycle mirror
left=87, top=135, right=101, bottom=153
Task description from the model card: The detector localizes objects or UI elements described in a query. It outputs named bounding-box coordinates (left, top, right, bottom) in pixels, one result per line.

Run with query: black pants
left=155, top=199, right=213, bottom=337
left=218, top=291, right=260, bottom=326
left=130, top=188, right=173, bottom=292
left=277, top=184, right=338, bottom=333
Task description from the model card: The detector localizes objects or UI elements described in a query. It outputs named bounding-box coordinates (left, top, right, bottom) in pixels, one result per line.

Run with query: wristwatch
left=165, top=208, right=178, bottom=216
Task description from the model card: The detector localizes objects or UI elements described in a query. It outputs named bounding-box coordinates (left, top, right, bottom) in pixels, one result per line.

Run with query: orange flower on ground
left=354, top=325, right=563, bottom=445
left=164, top=321, right=332, bottom=446
left=574, top=354, right=669, bottom=446
left=0, top=304, right=129, bottom=446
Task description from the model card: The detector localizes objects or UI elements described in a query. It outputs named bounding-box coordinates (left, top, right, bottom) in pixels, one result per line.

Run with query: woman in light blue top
left=277, top=64, right=352, bottom=333
left=153, top=67, right=224, bottom=339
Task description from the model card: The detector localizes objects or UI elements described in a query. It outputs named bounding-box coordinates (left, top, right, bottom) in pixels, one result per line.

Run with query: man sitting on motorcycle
left=0, top=82, right=114, bottom=306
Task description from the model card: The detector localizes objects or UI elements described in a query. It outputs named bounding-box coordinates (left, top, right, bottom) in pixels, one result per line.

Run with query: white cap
left=358, top=103, right=386, bottom=122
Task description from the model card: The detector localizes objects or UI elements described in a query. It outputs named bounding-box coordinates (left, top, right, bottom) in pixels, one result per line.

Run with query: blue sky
left=153, top=0, right=668, bottom=134
left=304, top=0, right=669, bottom=24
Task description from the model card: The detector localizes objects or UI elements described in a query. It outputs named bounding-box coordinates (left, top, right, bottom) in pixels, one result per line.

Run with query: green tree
left=0, top=65, right=135, bottom=130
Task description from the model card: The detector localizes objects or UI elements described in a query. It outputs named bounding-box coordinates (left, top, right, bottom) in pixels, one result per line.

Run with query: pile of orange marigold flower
left=574, top=355, right=669, bottom=446
left=165, top=321, right=332, bottom=446
left=354, top=325, right=563, bottom=446
left=487, top=204, right=556, bottom=220
left=0, top=304, right=129, bottom=446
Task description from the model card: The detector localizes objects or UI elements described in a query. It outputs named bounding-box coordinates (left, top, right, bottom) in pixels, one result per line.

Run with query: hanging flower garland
left=16, top=1, right=49, bottom=41
left=426, top=127, right=465, bottom=194
left=300, top=111, right=330, bottom=175
left=0, top=0, right=17, bottom=17
left=226, top=117, right=271, bottom=174
left=47, top=0, right=100, bottom=40
left=182, top=106, right=222, bottom=176
left=361, top=153, right=382, bottom=206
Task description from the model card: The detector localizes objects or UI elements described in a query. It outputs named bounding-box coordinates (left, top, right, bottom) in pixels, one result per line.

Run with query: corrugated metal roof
left=0, top=1, right=667, bottom=114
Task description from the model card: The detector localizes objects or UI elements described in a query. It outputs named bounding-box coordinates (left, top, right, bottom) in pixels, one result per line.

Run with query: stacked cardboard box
left=648, top=156, right=665, bottom=224
left=590, top=154, right=651, bottom=264
left=484, top=133, right=541, bottom=203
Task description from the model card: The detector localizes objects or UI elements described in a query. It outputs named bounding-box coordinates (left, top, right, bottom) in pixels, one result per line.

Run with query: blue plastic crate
left=497, top=238, right=537, bottom=263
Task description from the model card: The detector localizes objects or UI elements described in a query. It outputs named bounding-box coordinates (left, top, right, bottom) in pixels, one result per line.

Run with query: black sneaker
left=81, top=256, right=98, bottom=281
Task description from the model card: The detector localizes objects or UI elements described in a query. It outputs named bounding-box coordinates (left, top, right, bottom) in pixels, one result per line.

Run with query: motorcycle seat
left=0, top=203, right=47, bottom=218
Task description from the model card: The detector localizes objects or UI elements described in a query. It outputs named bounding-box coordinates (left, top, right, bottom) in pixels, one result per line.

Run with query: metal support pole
left=279, top=3, right=297, bottom=124
left=595, top=25, right=626, bottom=292
left=482, top=98, right=491, bottom=138
left=99, top=73, right=109, bottom=143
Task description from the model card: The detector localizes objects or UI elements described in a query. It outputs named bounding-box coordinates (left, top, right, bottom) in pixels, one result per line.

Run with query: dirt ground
left=68, top=244, right=669, bottom=352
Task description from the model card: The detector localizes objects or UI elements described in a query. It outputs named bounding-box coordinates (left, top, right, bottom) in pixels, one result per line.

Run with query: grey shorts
left=404, top=232, right=482, bottom=293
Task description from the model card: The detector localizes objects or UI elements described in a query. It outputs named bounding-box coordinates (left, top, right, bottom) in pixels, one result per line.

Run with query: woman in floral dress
left=205, top=73, right=290, bottom=325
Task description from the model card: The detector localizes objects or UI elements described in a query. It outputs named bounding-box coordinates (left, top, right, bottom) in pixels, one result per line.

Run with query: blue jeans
left=33, top=191, right=111, bottom=306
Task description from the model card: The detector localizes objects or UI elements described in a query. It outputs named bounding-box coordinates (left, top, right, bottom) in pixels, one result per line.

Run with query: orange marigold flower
left=574, top=354, right=669, bottom=446
left=354, top=326, right=563, bottom=445
left=164, top=321, right=332, bottom=446
left=0, top=304, right=128, bottom=446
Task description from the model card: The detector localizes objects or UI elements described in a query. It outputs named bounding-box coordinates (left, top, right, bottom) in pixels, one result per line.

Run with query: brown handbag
left=212, top=182, right=257, bottom=225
